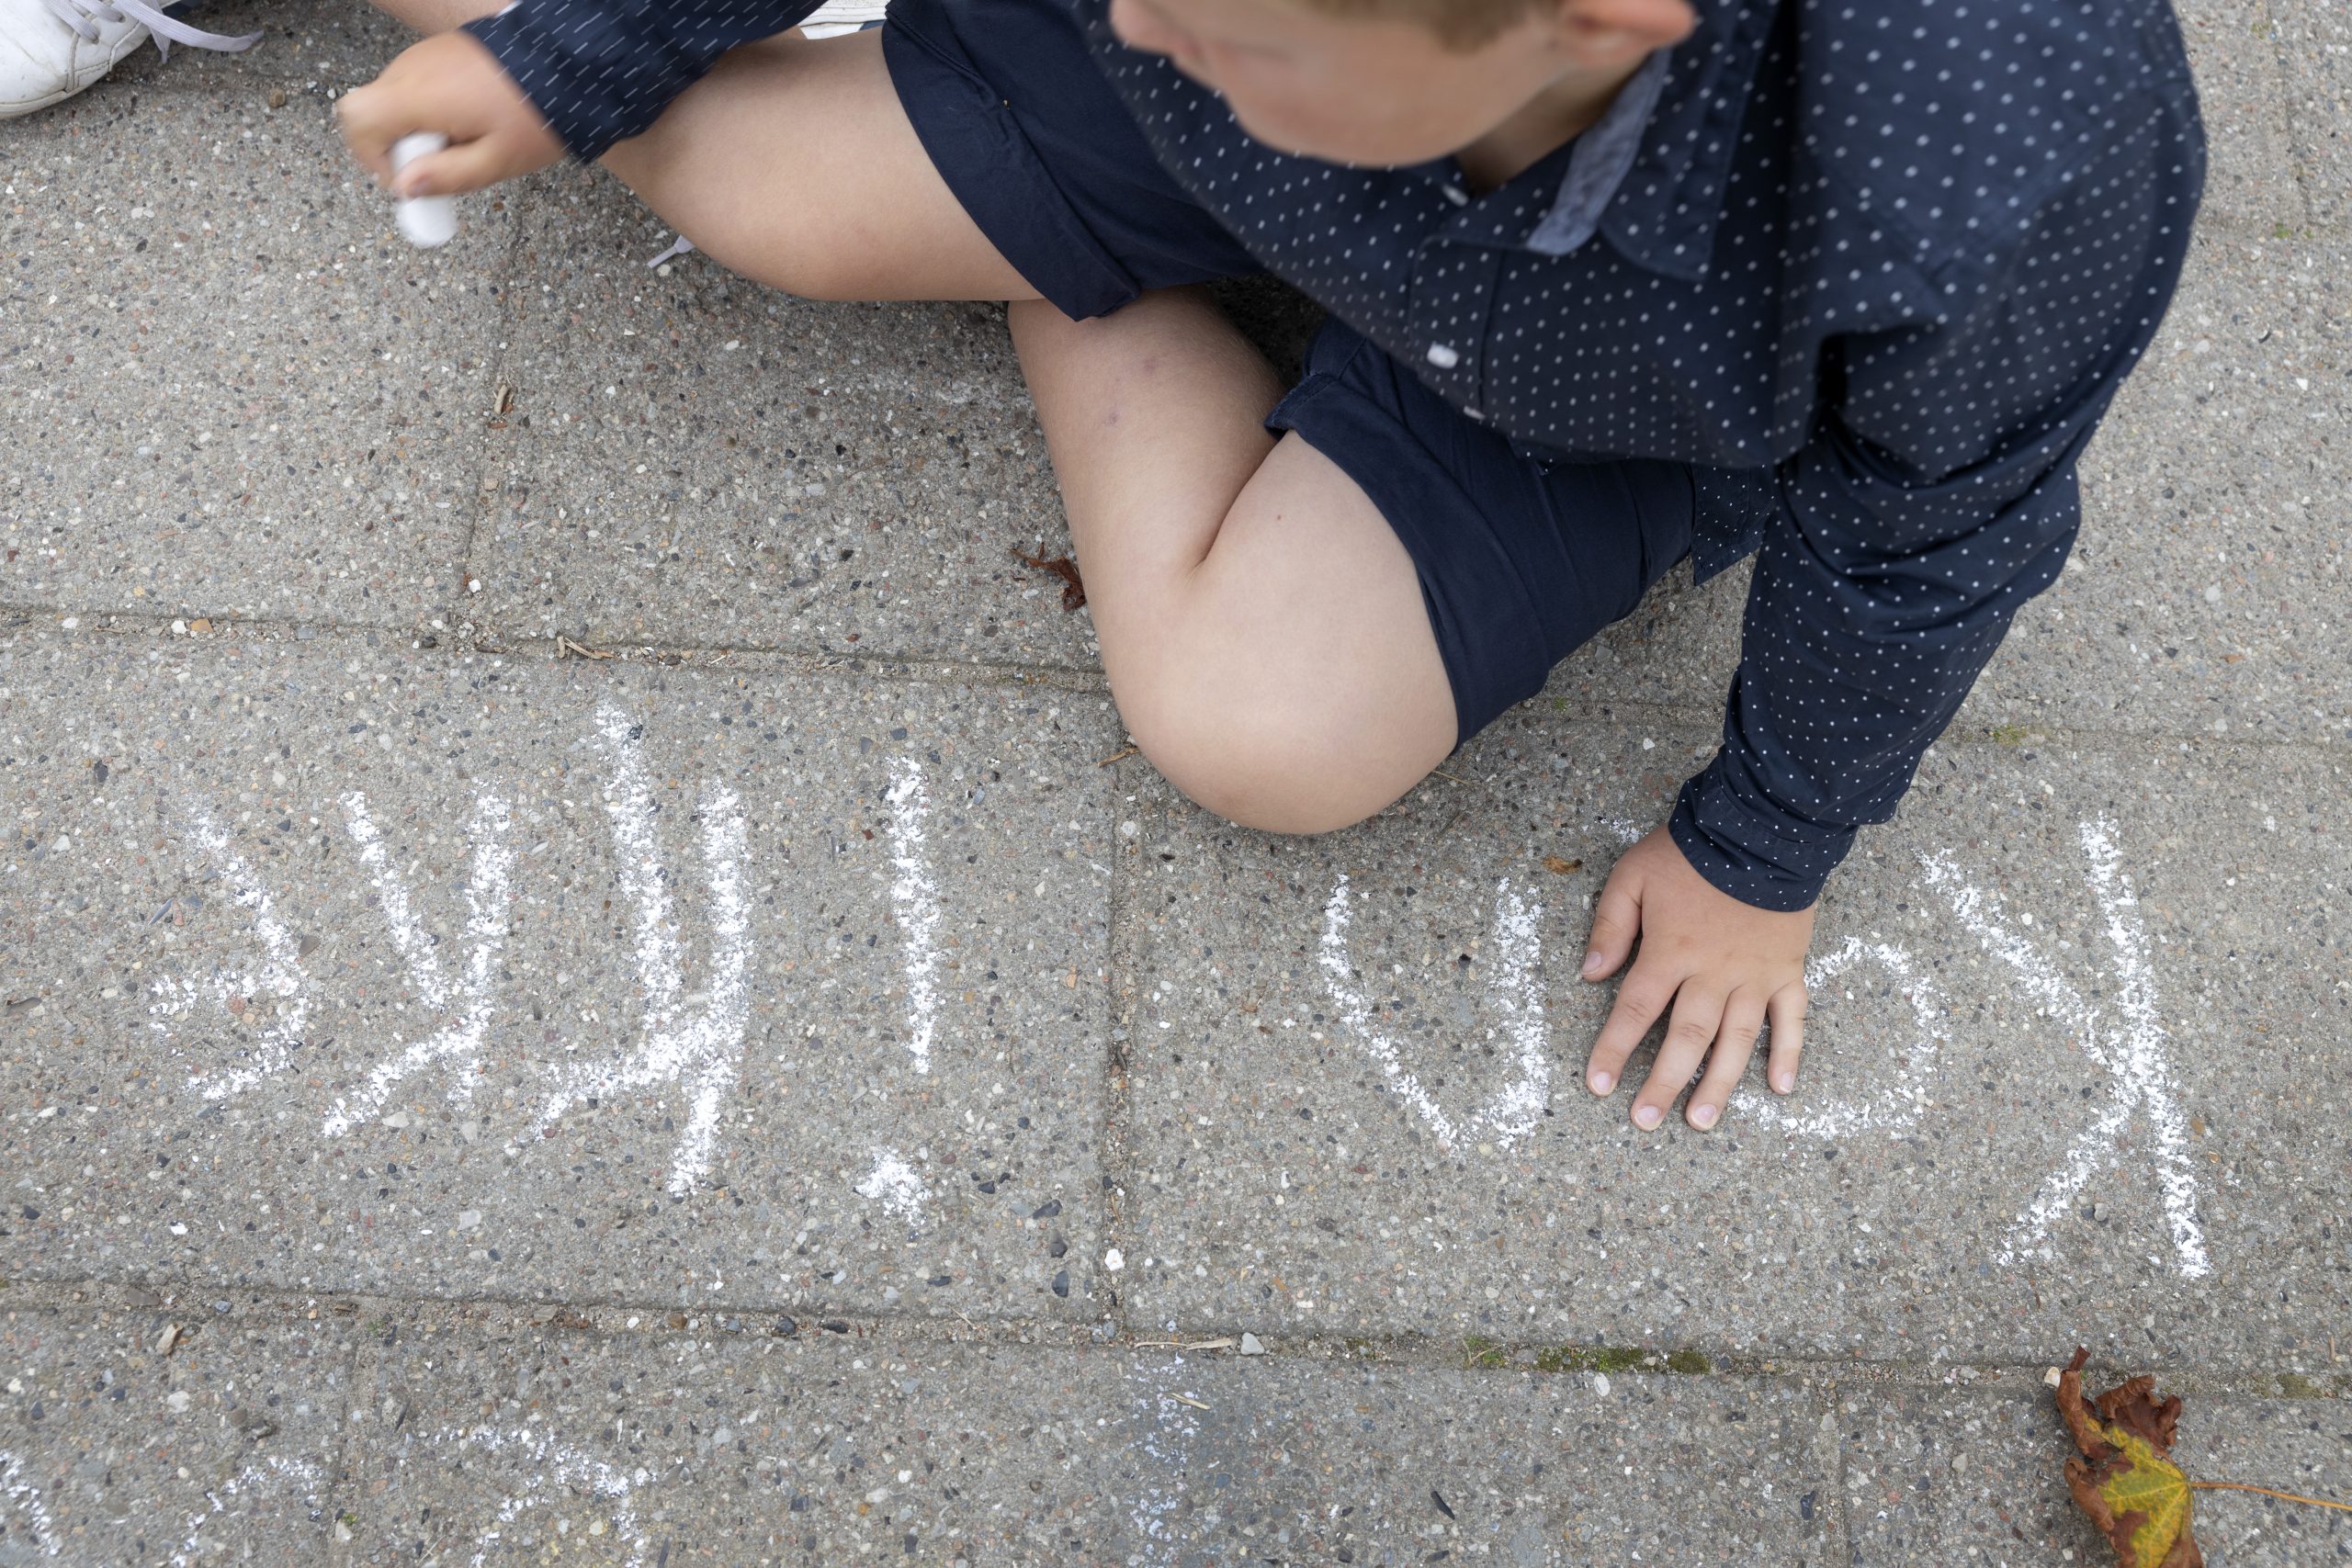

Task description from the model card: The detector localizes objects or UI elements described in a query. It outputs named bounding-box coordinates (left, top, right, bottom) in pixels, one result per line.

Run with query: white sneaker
left=1, top=0, right=260, bottom=120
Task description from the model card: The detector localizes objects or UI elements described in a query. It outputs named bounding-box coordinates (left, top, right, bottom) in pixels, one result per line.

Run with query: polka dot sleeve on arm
left=463, top=0, right=825, bottom=163
left=1672, top=85, right=2206, bottom=913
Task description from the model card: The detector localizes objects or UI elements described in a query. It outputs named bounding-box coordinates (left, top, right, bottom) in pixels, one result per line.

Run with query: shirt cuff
left=463, top=5, right=634, bottom=163
left=1668, top=753, right=1851, bottom=912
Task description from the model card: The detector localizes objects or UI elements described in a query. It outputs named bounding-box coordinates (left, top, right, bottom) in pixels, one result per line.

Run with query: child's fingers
left=1630, top=983, right=1724, bottom=1130
left=1765, top=984, right=1806, bottom=1093
left=1684, top=988, right=1765, bottom=1130
left=393, top=136, right=505, bottom=199
left=334, top=32, right=556, bottom=195
left=1585, top=954, right=1671, bottom=1097
left=1580, top=871, right=1643, bottom=981
left=332, top=85, right=405, bottom=186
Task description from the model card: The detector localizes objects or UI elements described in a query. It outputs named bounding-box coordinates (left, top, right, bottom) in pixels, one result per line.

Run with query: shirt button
left=1426, top=343, right=1461, bottom=368
left=1442, top=185, right=1470, bottom=206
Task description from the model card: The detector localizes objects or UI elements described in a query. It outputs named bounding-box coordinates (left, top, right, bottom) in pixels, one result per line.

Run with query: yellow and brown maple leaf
left=2055, top=1347, right=2202, bottom=1568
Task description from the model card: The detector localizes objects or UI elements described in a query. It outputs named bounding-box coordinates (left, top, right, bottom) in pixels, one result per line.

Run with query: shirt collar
left=1587, top=0, right=1781, bottom=282
left=1526, top=46, right=1673, bottom=258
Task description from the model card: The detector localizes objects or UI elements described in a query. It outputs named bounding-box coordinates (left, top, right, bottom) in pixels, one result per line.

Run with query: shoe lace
left=42, top=0, right=261, bottom=60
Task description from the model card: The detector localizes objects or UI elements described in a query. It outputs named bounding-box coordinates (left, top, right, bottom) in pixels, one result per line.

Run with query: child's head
left=1108, top=0, right=1694, bottom=168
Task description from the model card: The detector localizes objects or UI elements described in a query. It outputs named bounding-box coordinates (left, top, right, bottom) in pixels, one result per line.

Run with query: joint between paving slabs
left=1091, top=750, right=1147, bottom=1337
left=1814, top=1377, right=1860, bottom=1568
left=2199, top=210, right=2332, bottom=244
left=469, top=638, right=1113, bottom=695
left=2247, top=0, right=2333, bottom=239
left=107, top=34, right=417, bottom=94
left=34, top=604, right=2338, bottom=762
left=0, top=605, right=1114, bottom=698
left=444, top=211, right=536, bottom=661
left=0, top=1278, right=1109, bottom=1355
left=323, top=1326, right=371, bottom=1568
left=7, top=1276, right=2350, bottom=1406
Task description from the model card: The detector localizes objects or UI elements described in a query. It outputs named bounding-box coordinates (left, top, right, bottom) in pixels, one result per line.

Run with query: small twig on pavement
left=2190, top=1481, right=2352, bottom=1515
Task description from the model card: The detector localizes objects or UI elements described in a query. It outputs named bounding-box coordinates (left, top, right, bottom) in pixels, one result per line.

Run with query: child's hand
left=334, top=31, right=565, bottom=198
left=1579, top=824, right=1815, bottom=1131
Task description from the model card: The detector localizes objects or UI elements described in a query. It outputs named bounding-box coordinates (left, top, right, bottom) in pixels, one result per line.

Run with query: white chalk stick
left=390, top=131, right=458, bottom=249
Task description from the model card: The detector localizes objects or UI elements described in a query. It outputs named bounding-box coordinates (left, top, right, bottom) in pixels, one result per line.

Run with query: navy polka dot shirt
left=467, top=0, right=2206, bottom=910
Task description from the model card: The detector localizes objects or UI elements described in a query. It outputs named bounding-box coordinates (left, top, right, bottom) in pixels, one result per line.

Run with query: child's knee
left=665, top=220, right=865, bottom=302
left=1117, top=671, right=1381, bottom=837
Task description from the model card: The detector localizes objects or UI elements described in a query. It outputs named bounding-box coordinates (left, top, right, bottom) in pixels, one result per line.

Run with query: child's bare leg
left=1009, top=291, right=1456, bottom=833
left=365, top=0, right=1032, bottom=301
left=360, top=1, right=1446, bottom=829
left=367, top=0, right=488, bottom=30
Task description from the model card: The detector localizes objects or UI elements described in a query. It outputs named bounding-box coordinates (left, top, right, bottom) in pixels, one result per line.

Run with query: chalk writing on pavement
left=149, top=701, right=907, bottom=1203
left=1318, top=815, right=2210, bottom=1280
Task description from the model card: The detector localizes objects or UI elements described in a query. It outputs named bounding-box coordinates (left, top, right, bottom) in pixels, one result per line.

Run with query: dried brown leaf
left=1012, top=547, right=1086, bottom=610
left=2055, top=1348, right=2202, bottom=1568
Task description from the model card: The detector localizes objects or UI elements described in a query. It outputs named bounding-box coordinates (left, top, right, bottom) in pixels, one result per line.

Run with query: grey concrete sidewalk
left=3, top=1, right=2347, bottom=1562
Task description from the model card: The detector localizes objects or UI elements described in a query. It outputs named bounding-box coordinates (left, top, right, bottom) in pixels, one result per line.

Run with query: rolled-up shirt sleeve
left=464, top=0, right=825, bottom=162
left=1670, top=85, right=2204, bottom=910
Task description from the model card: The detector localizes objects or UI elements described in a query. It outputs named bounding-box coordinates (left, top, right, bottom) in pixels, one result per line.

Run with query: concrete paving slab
left=2, top=5, right=2346, bottom=1554
left=0, top=87, right=508, bottom=632
left=339, top=1327, right=1834, bottom=1566
left=2172, top=0, right=2312, bottom=231
left=0, top=628, right=1116, bottom=1324
left=1962, top=231, right=2350, bottom=742
left=340, top=1328, right=1114, bottom=1567
left=2270, top=0, right=2350, bottom=231
left=103, top=0, right=416, bottom=94
left=0, top=1309, right=348, bottom=1566
left=1842, top=1382, right=2352, bottom=1568
left=1111, top=1353, right=1835, bottom=1567
left=472, top=166, right=1094, bottom=670
left=1117, top=713, right=2351, bottom=1364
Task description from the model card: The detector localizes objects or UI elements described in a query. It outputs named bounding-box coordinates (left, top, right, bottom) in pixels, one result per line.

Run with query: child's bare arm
left=332, top=3, right=1024, bottom=299
left=337, top=0, right=831, bottom=199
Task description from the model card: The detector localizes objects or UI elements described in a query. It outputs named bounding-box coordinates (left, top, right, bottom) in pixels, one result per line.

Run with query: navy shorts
left=881, top=0, right=1698, bottom=747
